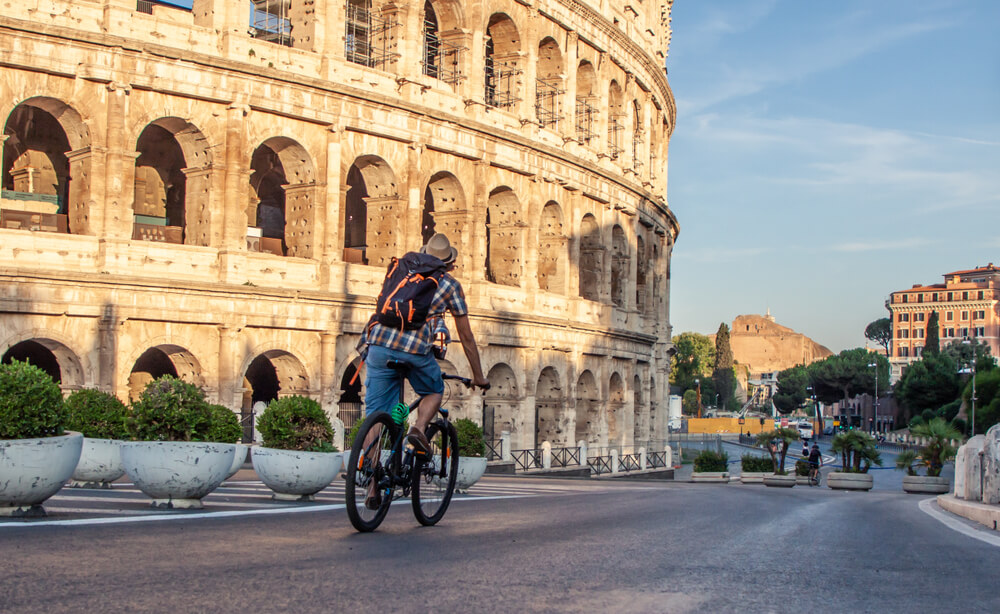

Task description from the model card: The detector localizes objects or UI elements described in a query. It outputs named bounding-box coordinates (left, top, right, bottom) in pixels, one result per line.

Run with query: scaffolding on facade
left=345, top=2, right=397, bottom=70
left=485, top=61, right=520, bottom=109
left=535, top=78, right=564, bottom=128
left=608, top=115, right=624, bottom=160
left=422, top=20, right=465, bottom=85
left=250, top=0, right=293, bottom=47
left=575, top=97, right=597, bottom=144
left=632, top=134, right=644, bottom=171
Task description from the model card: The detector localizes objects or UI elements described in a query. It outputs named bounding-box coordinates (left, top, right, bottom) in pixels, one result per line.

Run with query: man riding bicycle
left=808, top=443, right=823, bottom=485
left=360, top=233, right=489, bottom=459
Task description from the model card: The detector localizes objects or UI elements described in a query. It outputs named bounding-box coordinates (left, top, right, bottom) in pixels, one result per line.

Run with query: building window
left=973, top=326, right=985, bottom=337
left=915, top=329, right=924, bottom=339
left=902, top=294, right=908, bottom=303
left=947, top=328, right=955, bottom=338
left=946, top=311, right=954, bottom=321
left=898, top=313, right=909, bottom=322
left=963, top=291, right=969, bottom=300
left=899, top=347, right=909, bottom=358
left=961, top=311, right=969, bottom=320
left=974, top=310, right=985, bottom=320
left=948, top=292, right=953, bottom=301
left=961, top=327, right=969, bottom=338
left=932, top=292, right=938, bottom=301
left=914, top=313, right=925, bottom=322
left=915, top=346, right=923, bottom=357
left=979, top=291, right=985, bottom=300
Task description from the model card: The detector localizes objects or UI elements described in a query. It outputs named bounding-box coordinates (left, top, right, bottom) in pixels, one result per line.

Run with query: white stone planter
left=740, top=471, right=769, bottom=484
left=251, top=447, right=343, bottom=501
left=902, top=475, right=950, bottom=494
left=827, top=471, right=874, bottom=491
left=763, top=473, right=796, bottom=488
left=0, top=431, right=83, bottom=517
left=691, top=471, right=730, bottom=483
left=120, top=441, right=235, bottom=509
left=795, top=475, right=811, bottom=485
left=225, top=443, right=250, bottom=479
left=455, top=456, right=488, bottom=492
left=70, top=438, right=125, bottom=488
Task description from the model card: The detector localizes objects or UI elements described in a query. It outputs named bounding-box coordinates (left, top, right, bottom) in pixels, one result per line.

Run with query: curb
left=937, top=494, right=1000, bottom=532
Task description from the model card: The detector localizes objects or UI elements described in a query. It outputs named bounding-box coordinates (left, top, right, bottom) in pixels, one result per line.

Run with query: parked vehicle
left=797, top=420, right=814, bottom=440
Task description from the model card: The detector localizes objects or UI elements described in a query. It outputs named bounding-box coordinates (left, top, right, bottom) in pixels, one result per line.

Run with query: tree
left=807, top=348, right=881, bottom=406
left=670, top=332, right=714, bottom=392
left=924, top=311, right=940, bottom=355
left=681, top=389, right=699, bottom=416
left=864, top=318, right=892, bottom=358
left=772, top=365, right=809, bottom=415
left=712, top=323, right=737, bottom=410
left=892, top=352, right=959, bottom=423
left=754, top=427, right=800, bottom=475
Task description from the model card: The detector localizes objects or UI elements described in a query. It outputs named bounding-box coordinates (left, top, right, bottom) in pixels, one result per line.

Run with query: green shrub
left=64, top=389, right=129, bottom=440
left=128, top=376, right=214, bottom=442
left=693, top=449, right=728, bottom=472
left=0, top=359, right=66, bottom=439
left=454, top=418, right=485, bottom=457
left=920, top=408, right=936, bottom=424
left=257, top=395, right=337, bottom=452
left=794, top=460, right=810, bottom=477
left=950, top=417, right=967, bottom=434
left=740, top=454, right=774, bottom=473
left=206, top=404, right=243, bottom=444
left=344, top=419, right=363, bottom=451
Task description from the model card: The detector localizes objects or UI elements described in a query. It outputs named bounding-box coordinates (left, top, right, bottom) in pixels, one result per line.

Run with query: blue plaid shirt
left=365, top=273, right=467, bottom=355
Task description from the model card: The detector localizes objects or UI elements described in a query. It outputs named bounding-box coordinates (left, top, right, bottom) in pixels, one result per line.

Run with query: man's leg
left=404, top=351, right=445, bottom=454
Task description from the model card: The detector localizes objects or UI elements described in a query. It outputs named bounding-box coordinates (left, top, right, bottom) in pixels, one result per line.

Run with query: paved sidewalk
left=937, top=494, right=1000, bottom=532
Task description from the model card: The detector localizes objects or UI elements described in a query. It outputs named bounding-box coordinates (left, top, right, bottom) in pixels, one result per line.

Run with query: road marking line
left=0, top=495, right=529, bottom=528
left=919, top=498, right=1000, bottom=548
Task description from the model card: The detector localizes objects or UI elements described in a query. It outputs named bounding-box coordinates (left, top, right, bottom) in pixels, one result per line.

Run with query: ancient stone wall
left=727, top=314, right=833, bottom=377
left=0, top=0, right=677, bottom=451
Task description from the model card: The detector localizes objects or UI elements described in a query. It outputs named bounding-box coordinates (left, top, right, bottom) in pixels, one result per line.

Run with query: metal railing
left=588, top=455, right=612, bottom=475
left=551, top=447, right=581, bottom=468
left=647, top=450, right=668, bottom=469
left=619, top=453, right=641, bottom=472
left=512, top=448, right=542, bottom=471
left=485, top=439, right=503, bottom=461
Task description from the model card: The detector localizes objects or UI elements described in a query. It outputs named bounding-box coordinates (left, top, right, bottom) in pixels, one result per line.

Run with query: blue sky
left=666, top=0, right=1000, bottom=352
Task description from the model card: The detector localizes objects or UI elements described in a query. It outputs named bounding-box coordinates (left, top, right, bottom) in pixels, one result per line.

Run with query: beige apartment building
left=887, top=264, right=1000, bottom=381
left=0, top=1, right=678, bottom=451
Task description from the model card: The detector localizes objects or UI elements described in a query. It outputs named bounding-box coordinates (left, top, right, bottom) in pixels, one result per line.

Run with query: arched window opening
left=249, top=146, right=287, bottom=256
left=579, top=214, right=602, bottom=302
left=538, top=202, right=566, bottom=293
left=338, top=361, right=364, bottom=436
left=636, top=235, right=647, bottom=313
left=2, top=340, right=61, bottom=383
left=484, top=363, right=519, bottom=445
left=535, top=37, right=564, bottom=128
left=422, top=171, right=466, bottom=251
left=575, top=61, right=598, bottom=145
left=345, top=0, right=396, bottom=70
left=608, top=81, right=624, bottom=161
left=484, top=14, right=521, bottom=109
left=250, top=0, right=292, bottom=47
left=2, top=105, right=72, bottom=234
left=486, top=187, right=522, bottom=287
left=633, top=374, right=643, bottom=442
left=608, top=372, right=625, bottom=445
left=575, top=370, right=599, bottom=444
left=128, top=347, right=179, bottom=402
left=421, top=1, right=463, bottom=84
left=535, top=367, right=565, bottom=448
left=631, top=100, right=644, bottom=172
left=611, top=224, right=629, bottom=309
left=343, top=156, right=400, bottom=267
left=344, top=165, right=368, bottom=265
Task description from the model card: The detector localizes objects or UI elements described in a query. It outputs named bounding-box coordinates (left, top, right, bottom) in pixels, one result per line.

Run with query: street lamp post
left=868, top=361, right=879, bottom=435
left=695, top=379, right=702, bottom=419
left=962, top=337, right=978, bottom=436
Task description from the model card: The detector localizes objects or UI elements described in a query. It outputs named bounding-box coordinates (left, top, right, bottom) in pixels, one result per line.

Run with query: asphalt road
left=2, top=476, right=998, bottom=614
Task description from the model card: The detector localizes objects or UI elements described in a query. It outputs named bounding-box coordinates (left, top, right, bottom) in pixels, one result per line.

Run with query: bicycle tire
left=411, top=421, right=459, bottom=526
left=345, top=412, right=397, bottom=532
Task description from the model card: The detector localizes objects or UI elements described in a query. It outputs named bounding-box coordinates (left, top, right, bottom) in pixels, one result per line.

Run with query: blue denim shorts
left=363, top=344, right=444, bottom=416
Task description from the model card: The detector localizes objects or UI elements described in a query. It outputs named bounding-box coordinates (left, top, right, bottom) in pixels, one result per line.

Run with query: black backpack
left=374, top=252, right=447, bottom=331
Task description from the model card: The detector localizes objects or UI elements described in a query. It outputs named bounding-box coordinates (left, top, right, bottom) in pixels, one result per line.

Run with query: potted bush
left=756, top=428, right=800, bottom=487
left=794, top=459, right=811, bottom=485
left=739, top=454, right=774, bottom=484
left=691, top=449, right=730, bottom=483
left=65, top=389, right=130, bottom=489
left=120, top=376, right=237, bottom=509
left=828, top=430, right=882, bottom=491
left=0, top=360, right=82, bottom=517
left=895, top=418, right=961, bottom=494
left=454, top=418, right=488, bottom=492
left=206, top=403, right=248, bottom=479
left=251, top=395, right=342, bottom=501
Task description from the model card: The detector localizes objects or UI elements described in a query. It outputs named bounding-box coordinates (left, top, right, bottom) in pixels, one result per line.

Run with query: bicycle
left=808, top=466, right=821, bottom=486
left=344, top=360, right=481, bottom=532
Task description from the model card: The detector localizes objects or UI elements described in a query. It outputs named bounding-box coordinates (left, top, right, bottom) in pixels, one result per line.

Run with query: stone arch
left=608, top=372, right=625, bottom=444
left=536, top=37, right=563, bottom=128
left=608, top=81, right=624, bottom=160
left=534, top=366, right=565, bottom=447
left=127, top=344, right=204, bottom=402
left=631, top=99, right=645, bottom=170
left=611, top=224, right=629, bottom=309
left=636, top=234, right=647, bottom=314
left=575, top=60, right=598, bottom=145
left=485, top=13, right=521, bottom=109
left=1, top=337, right=85, bottom=391
left=575, top=369, right=599, bottom=444
left=538, top=201, right=566, bottom=293
left=421, top=171, right=466, bottom=245
left=343, top=155, right=401, bottom=267
left=2, top=97, right=92, bottom=235
left=248, top=136, right=316, bottom=258
left=240, top=349, right=309, bottom=436
left=422, top=1, right=465, bottom=81
left=133, top=117, right=212, bottom=246
left=579, top=213, right=603, bottom=302
left=634, top=373, right=643, bottom=441
left=486, top=186, right=522, bottom=287
left=484, top=362, right=519, bottom=442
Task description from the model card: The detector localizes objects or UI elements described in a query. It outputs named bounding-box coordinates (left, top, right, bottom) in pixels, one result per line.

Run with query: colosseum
left=0, top=0, right=678, bottom=453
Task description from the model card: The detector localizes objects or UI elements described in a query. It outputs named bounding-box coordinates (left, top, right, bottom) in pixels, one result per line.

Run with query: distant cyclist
left=808, top=443, right=823, bottom=485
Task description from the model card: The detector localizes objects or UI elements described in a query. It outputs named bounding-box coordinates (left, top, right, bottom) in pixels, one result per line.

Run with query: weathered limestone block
left=955, top=435, right=985, bottom=500
left=982, top=425, right=1000, bottom=505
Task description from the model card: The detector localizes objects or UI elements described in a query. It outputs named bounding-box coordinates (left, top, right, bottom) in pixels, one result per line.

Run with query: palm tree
left=830, top=431, right=883, bottom=473
left=909, top=418, right=962, bottom=477
left=895, top=449, right=918, bottom=476
left=755, top=427, right=800, bottom=475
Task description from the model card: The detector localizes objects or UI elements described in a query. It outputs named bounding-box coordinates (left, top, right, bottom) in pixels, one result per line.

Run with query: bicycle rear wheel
left=345, top=412, right=397, bottom=532
left=411, top=421, right=459, bottom=526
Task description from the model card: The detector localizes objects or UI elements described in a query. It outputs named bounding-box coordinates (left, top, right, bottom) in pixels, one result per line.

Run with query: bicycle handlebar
left=442, top=373, right=490, bottom=391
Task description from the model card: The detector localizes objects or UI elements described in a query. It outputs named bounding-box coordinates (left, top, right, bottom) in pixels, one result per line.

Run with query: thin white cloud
left=830, top=238, right=938, bottom=253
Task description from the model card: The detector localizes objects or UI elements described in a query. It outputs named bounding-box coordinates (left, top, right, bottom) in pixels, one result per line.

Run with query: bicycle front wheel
left=411, top=421, right=459, bottom=526
left=345, top=412, right=397, bottom=532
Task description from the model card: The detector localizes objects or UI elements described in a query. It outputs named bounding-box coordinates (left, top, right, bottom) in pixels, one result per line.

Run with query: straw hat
left=420, top=233, right=458, bottom=264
